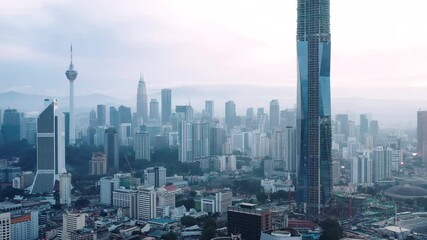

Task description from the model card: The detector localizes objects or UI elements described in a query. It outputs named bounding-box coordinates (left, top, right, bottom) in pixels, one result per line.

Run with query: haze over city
left=1, top=0, right=427, bottom=126
left=1, top=1, right=427, bottom=240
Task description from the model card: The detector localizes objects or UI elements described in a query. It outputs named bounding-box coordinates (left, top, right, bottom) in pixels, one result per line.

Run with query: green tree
left=176, top=199, right=195, bottom=209
left=161, top=232, right=177, bottom=240
left=256, top=192, right=268, bottom=204
left=180, top=216, right=197, bottom=226
left=74, top=198, right=90, bottom=208
left=319, top=219, right=343, bottom=240
left=201, top=226, right=216, bottom=240
left=0, top=187, right=24, bottom=201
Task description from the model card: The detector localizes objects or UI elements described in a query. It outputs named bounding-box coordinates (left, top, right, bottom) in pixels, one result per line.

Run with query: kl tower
left=65, top=45, right=78, bottom=145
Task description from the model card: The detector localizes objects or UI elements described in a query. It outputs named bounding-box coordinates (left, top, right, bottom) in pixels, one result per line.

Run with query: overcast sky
left=1, top=0, right=427, bottom=107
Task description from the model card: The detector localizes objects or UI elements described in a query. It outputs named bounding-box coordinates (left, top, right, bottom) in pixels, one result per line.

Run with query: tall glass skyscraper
left=296, top=0, right=332, bottom=217
left=31, top=99, right=67, bottom=194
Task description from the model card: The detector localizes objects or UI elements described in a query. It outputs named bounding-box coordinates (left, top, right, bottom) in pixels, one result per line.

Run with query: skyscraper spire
left=137, top=74, right=148, bottom=121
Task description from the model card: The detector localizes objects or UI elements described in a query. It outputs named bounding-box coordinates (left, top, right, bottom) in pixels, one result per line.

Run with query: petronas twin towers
left=296, top=0, right=332, bottom=217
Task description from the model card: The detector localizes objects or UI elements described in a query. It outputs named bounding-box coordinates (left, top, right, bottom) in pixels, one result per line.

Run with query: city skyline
left=1, top=0, right=427, bottom=103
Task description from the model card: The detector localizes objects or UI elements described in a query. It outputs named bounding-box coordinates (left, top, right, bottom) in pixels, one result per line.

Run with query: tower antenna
left=70, top=44, right=73, bottom=64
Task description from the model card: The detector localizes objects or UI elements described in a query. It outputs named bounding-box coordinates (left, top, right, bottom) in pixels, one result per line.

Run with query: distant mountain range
left=0, top=87, right=424, bottom=128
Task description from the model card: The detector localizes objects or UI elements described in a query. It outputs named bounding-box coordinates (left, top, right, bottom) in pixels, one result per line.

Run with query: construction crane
left=123, top=153, right=135, bottom=177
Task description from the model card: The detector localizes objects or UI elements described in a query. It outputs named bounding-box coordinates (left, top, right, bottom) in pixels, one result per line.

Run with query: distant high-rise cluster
left=417, top=111, right=427, bottom=163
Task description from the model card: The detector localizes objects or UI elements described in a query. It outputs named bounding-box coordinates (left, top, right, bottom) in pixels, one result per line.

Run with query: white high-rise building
left=62, top=211, right=86, bottom=240
left=119, top=123, right=133, bottom=146
left=31, top=99, right=67, bottom=194
left=201, top=188, right=232, bottom=214
left=351, top=155, right=373, bottom=185
left=99, top=177, right=120, bottom=206
left=134, top=131, right=150, bottom=161
left=60, top=173, right=72, bottom=206
left=113, top=188, right=138, bottom=219
left=11, top=210, right=39, bottom=240
left=0, top=212, right=11, bottom=240
left=231, top=131, right=245, bottom=152
left=143, top=167, right=166, bottom=188
left=269, top=99, right=280, bottom=131
left=284, top=127, right=297, bottom=171
left=137, top=186, right=157, bottom=220
left=179, top=121, right=193, bottom=163
left=65, top=45, right=78, bottom=145
left=373, top=146, right=392, bottom=181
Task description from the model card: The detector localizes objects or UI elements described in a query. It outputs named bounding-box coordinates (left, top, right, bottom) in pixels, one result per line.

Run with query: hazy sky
left=1, top=0, right=427, bottom=107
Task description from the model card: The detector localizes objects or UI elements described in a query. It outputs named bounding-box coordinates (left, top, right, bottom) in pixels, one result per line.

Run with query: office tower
left=63, top=112, right=70, bottom=146
left=175, top=105, right=193, bottom=122
left=20, top=117, right=36, bottom=145
left=161, top=89, right=172, bottom=125
left=246, top=108, right=254, bottom=119
left=89, top=109, right=97, bottom=128
left=104, top=128, right=119, bottom=171
left=1, top=109, right=21, bottom=143
left=332, top=160, right=341, bottom=185
left=296, top=0, right=332, bottom=216
left=0, top=212, right=10, bottom=240
left=231, top=130, right=245, bottom=152
left=272, top=129, right=285, bottom=161
left=99, top=176, right=120, bottom=205
left=417, top=111, right=427, bottom=163
left=227, top=203, right=272, bottom=240
left=192, top=122, right=207, bottom=159
left=215, top=189, right=232, bottom=213
left=118, top=105, right=132, bottom=124
left=258, top=114, right=269, bottom=133
left=97, top=104, right=106, bottom=127
left=156, top=187, right=176, bottom=214
left=369, top=120, right=379, bottom=135
left=149, top=99, right=159, bottom=121
left=178, top=122, right=193, bottom=162
left=284, top=127, right=297, bottom=172
left=250, top=131, right=269, bottom=160
left=113, top=188, right=138, bottom=219
left=269, top=99, right=280, bottom=131
left=335, top=114, right=349, bottom=138
left=257, top=107, right=265, bottom=121
left=210, top=125, right=226, bottom=156
left=89, top=152, right=107, bottom=175
left=359, top=114, right=369, bottom=143
left=280, top=108, right=297, bottom=128
left=65, top=45, right=78, bottom=145
left=137, top=75, right=148, bottom=121
left=143, top=166, right=166, bottom=188
left=10, top=210, right=39, bottom=240
left=373, top=146, right=392, bottom=181
left=109, top=106, right=119, bottom=130
left=137, top=186, right=157, bottom=220
left=225, top=101, right=237, bottom=132
left=245, top=108, right=256, bottom=130
left=59, top=173, right=72, bottom=206
left=134, top=131, right=151, bottom=161
left=62, top=211, right=86, bottom=240
left=351, top=155, right=373, bottom=185
left=119, top=123, right=132, bottom=146
left=201, top=188, right=232, bottom=214
left=205, top=100, right=214, bottom=120
left=31, top=99, right=67, bottom=194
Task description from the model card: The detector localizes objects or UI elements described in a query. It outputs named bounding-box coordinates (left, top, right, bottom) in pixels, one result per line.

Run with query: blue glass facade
left=296, top=0, right=332, bottom=217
